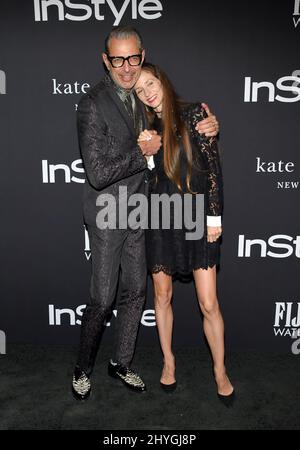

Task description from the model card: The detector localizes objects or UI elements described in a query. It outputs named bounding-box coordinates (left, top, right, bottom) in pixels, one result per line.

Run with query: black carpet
left=0, top=345, right=299, bottom=430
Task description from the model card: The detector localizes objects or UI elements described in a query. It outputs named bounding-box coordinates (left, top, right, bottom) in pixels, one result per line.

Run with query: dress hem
left=149, top=261, right=219, bottom=276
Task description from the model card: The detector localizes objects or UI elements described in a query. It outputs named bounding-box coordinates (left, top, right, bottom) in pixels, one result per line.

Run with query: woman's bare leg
left=193, top=266, right=233, bottom=395
left=152, top=271, right=175, bottom=384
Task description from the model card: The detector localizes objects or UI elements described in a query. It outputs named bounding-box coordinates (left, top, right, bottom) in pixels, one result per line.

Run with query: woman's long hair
left=141, top=63, right=194, bottom=192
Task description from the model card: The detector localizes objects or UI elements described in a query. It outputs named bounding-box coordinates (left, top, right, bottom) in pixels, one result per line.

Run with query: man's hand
left=195, top=103, right=219, bottom=137
left=138, top=129, right=162, bottom=156
left=207, top=226, right=222, bottom=243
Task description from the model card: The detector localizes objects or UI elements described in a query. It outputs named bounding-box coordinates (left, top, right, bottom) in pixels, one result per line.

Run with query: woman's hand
left=138, top=129, right=155, bottom=142
left=207, top=226, right=222, bottom=242
left=195, top=103, right=219, bottom=137
left=138, top=130, right=161, bottom=156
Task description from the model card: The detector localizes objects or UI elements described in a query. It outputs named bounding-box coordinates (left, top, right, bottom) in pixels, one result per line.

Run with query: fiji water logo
left=274, top=302, right=300, bottom=355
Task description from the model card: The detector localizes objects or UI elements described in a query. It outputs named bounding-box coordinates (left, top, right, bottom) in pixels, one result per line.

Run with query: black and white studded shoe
left=108, top=361, right=146, bottom=392
left=72, top=367, right=91, bottom=401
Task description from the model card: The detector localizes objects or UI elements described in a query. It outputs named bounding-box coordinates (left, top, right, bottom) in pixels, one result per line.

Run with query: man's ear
left=102, top=52, right=110, bottom=71
left=141, top=49, right=145, bottom=65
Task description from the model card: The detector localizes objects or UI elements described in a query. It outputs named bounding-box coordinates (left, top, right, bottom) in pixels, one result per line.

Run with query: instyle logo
left=238, top=235, right=300, bottom=258
left=255, top=157, right=298, bottom=190
left=84, top=226, right=91, bottom=260
left=33, top=0, right=163, bottom=25
left=293, top=0, right=300, bottom=28
left=0, top=330, right=6, bottom=354
left=42, top=159, right=85, bottom=183
left=48, top=304, right=156, bottom=326
left=244, top=75, right=300, bottom=102
left=0, top=70, right=6, bottom=94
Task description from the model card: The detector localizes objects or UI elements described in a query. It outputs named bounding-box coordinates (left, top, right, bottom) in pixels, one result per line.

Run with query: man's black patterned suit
left=76, top=74, right=149, bottom=375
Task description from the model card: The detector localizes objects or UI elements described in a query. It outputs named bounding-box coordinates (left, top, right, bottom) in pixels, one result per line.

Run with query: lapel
left=134, top=94, right=149, bottom=129
left=105, top=74, right=136, bottom=137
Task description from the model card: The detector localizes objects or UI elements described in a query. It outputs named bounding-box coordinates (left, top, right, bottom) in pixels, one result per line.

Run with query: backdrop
left=0, top=0, right=299, bottom=354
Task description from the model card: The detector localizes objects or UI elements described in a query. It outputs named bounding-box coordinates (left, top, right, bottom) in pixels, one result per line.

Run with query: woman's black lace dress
left=146, top=103, right=223, bottom=276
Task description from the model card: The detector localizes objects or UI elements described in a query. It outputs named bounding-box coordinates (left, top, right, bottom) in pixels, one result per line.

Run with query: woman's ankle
left=213, top=365, right=226, bottom=380
left=163, top=354, right=175, bottom=368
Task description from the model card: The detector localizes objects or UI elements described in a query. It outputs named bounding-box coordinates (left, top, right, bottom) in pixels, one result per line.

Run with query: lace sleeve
left=184, top=104, right=223, bottom=216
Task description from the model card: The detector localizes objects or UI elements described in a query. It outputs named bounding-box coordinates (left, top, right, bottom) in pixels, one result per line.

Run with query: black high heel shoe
left=160, top=381, right=177, bottom=393
left=217, top=389, right=235, bottom=407
left=160, top=358, right=176, bottom=393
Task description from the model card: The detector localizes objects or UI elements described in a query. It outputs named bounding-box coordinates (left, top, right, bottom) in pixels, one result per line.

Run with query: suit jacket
left=77, top=74, right=148, bottom=226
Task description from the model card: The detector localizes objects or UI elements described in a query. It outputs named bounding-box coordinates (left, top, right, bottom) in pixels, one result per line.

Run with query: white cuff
left=147, top=155, right=155, bottom=170
left=207, top=216, right=221, bottom=227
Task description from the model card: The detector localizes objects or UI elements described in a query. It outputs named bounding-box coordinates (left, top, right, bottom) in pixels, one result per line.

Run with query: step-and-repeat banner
left=0, top=0, right=299, bottom=354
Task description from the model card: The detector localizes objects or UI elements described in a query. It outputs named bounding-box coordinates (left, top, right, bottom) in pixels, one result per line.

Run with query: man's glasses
left=107, top=54, right=143, bottom=68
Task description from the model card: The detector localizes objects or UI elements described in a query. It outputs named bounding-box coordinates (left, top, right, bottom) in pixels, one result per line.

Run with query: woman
left=135, top=63, right=234, bottom=404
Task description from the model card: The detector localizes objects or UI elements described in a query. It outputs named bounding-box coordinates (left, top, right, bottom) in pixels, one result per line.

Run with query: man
left=72, top=26, right=219, bottom=401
